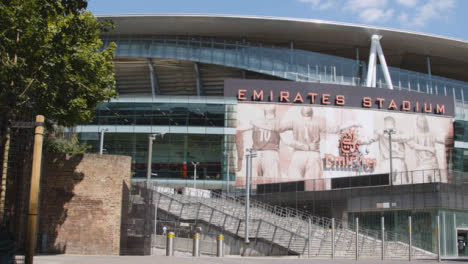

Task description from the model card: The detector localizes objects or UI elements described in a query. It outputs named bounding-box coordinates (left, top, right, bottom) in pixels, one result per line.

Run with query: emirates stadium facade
left=78, top=15, right=468, bottom=257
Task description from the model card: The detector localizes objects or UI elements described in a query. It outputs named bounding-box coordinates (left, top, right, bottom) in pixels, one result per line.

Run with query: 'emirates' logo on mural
left=324, top=128, right=377, bottom=172
left=339, top=128, right=361, bottom=158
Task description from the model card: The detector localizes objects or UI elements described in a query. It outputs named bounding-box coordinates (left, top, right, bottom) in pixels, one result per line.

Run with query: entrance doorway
left=458, top=230, right=468, bottom=257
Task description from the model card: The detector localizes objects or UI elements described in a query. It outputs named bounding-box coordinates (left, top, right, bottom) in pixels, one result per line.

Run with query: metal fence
left=127, top=182, right=437, bottom=259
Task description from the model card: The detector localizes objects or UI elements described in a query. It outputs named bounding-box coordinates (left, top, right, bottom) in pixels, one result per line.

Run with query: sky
left=88, top=0, right=467, bottom=41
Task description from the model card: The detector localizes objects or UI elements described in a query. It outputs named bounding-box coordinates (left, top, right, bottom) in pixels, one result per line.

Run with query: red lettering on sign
left=362, top=97, right=372, bottom=108
left=336, top=95, right=345, bottom=105
left=238, top=89, right=247, bottom=100
left=322, top=94, right=331, bottom=104
left=376, top=98, right=385, bottom=108
left=388, top=99, right=397, bottom=110
left=253, top=90, right=263, bottom=101
left=436, top=104, right=445, bottom=114
left=293, top=92, right=304, bottom=103
left=308, top=93, right=318, bottom=103
left=424, top=103, right=432, bottom=113
left=402, top=100, right=411, bottom=111
left=280, top=91, right=290, bottom=102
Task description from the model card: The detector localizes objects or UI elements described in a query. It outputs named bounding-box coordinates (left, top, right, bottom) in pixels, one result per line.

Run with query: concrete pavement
left=22, top=254, right=467, bottom=264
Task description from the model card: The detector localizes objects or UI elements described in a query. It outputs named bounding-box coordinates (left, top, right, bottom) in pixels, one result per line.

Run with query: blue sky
left=88, top=0, right=467, bottom=40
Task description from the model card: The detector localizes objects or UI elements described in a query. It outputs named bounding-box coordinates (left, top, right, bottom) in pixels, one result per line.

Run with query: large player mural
left=234, top=103, right=453, bottom=189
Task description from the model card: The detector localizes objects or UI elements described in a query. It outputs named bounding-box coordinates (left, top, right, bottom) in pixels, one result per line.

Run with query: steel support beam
left=147, top=58, right=160, bottom=97
left=194, top=62, right=203, bottom=96
left=365, top=38, right=377, bottom=88
left=366, top=35, right=393, bottom=89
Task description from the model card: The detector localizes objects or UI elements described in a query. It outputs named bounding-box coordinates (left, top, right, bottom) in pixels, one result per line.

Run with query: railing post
left=437, top=215, right=441, bottom=262
left=217, top=234, right=224, bottom=257
left=179, top=204, right=184, bottom=219
left=287, top=232, right=294, bottom=252
left=222, top=214, right=228, bottom=230
left=269, top=226, right=278, bottom=255
left=167, top=198, right=173, bottom=212
left=409, top=216, right=412, bottom=261
left=332, top=218, right=335, bottom=259
left=308, top=217, right=311, bottom=258
left=193, top=232, right=200, bottom=257
left=195, top=203, right=201, bottom=224
left=166, top=232, right=174, bottom=256
left=255, top=220, right=262, bottom=244
left=381, top=216, right=385, bottom=260
left=355, top=217, right=359, bottom=261
left=207, top=208, right=214, bottom=232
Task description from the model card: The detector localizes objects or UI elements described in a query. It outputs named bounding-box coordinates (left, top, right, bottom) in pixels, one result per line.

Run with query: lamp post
left=245, top=148, right=256, bottom=243
left=99, top=128, right=108, bottom=155
left=224, top=151, right=230, bottom=194
left=384, top=129, right=396, bottom=185
left=192, top=161, right=199, bottom=189
left=147, top=133, right=165, bottom=184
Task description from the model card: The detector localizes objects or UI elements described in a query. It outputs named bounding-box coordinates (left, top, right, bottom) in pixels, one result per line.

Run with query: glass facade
left=79, top=100, right=237, bottom=182
left=349, top=210, right=468, bottom=257
left=102, top=35, right=468, bottom=103
left=90, top=102, right=236, bottom=127
left=81, top=132, right=235, bottom=180
left=454, top=120, right=468, bottom=172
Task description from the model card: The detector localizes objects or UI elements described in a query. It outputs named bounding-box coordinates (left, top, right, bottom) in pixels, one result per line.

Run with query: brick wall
left=38, top=153, right=131, bottom=255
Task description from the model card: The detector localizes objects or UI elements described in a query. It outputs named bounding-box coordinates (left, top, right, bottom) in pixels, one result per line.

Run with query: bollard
left=409, top=216, right=412, bottom=262
left=355, top=217, right=359, bottom=260
left=193, top=232, right=200, bottom=257
left=166, top=232, right=174, bottom=256
left=217, top=234, right=224, bottom=257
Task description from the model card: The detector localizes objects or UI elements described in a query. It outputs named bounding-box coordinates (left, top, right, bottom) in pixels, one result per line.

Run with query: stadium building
left=77, top=15, right=467, bottom=257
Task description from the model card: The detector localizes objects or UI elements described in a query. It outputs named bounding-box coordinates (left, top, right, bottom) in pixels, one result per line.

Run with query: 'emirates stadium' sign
left=224, top=79, right=454, bottom=116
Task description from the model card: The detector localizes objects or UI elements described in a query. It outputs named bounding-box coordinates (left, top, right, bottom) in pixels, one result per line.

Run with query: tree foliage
left=44, top=133, right=89, bottom=154
left=0, top=0, right=117, bottom=126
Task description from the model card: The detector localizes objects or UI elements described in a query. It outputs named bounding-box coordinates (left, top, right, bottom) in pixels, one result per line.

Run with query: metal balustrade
left=138, top=182, right=436, bottom=259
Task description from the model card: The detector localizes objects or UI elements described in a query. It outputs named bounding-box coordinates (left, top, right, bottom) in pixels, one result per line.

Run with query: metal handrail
left=143, top=182, right=435, bottom=257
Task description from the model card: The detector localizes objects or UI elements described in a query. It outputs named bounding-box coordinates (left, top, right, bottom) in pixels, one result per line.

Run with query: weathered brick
left=38, top=153, right=131, bottom=255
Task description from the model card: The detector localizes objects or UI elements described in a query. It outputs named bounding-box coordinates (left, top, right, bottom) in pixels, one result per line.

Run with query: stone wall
left=38, top=153, right=131, bottom=255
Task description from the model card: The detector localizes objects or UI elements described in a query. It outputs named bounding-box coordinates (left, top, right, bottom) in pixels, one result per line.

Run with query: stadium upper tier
left=98, top=14, right=468, bottom=104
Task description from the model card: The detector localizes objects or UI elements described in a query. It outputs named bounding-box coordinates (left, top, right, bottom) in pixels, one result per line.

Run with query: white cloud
left=345, top=0, right=388, bottom=12
left=404, top=0, right=455, bottom=27
left=298, top=0, right=336, bottom=10
left=297, top=0, right=456, bottom=28
left=343, top=0, right=393, bottom=24
left=359, top=8, right=394, bottom=23
left=398, top=12, right=409, bottom=24
left=396, top=0, right=419, bottom=7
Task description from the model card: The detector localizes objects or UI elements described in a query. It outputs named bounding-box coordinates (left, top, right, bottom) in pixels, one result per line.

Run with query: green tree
left=0, top=0, right=117, bottom=125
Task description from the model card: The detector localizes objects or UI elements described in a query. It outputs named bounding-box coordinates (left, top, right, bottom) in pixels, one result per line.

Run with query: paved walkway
left=25, top=254, right=467, bottom=264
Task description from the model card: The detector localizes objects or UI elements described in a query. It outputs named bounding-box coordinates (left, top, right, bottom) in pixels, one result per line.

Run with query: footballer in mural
left=234, top=103, right=453, bottom=189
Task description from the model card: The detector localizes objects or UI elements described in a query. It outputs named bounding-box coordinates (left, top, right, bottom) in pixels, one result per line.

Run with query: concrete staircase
left=143, top=184, right=435, bottom=259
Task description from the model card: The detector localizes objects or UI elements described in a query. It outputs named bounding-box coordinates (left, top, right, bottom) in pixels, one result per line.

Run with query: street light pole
left=147, top=133, right=165, bottom=184
left=384, top=129, right=396, bottom=185
left=192, top=161, right=199, bottom=189
left=147, top=134, right=155, bottom=184
left=99, top=128, right=108, bottom=155
left=224, top=151, right=230, bottom=194
left=245, top=148, right=256, bottom=244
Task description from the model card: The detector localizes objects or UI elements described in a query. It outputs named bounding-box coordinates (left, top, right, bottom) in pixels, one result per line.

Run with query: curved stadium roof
left=98, top=14, right=468, bottom=82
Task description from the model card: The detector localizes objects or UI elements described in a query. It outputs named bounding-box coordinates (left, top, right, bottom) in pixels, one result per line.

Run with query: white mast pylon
left=365, top=35, right=393, bottom=90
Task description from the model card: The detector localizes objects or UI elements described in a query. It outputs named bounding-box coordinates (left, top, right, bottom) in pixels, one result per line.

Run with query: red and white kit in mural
left=234, top=103, right=453, bottom=190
